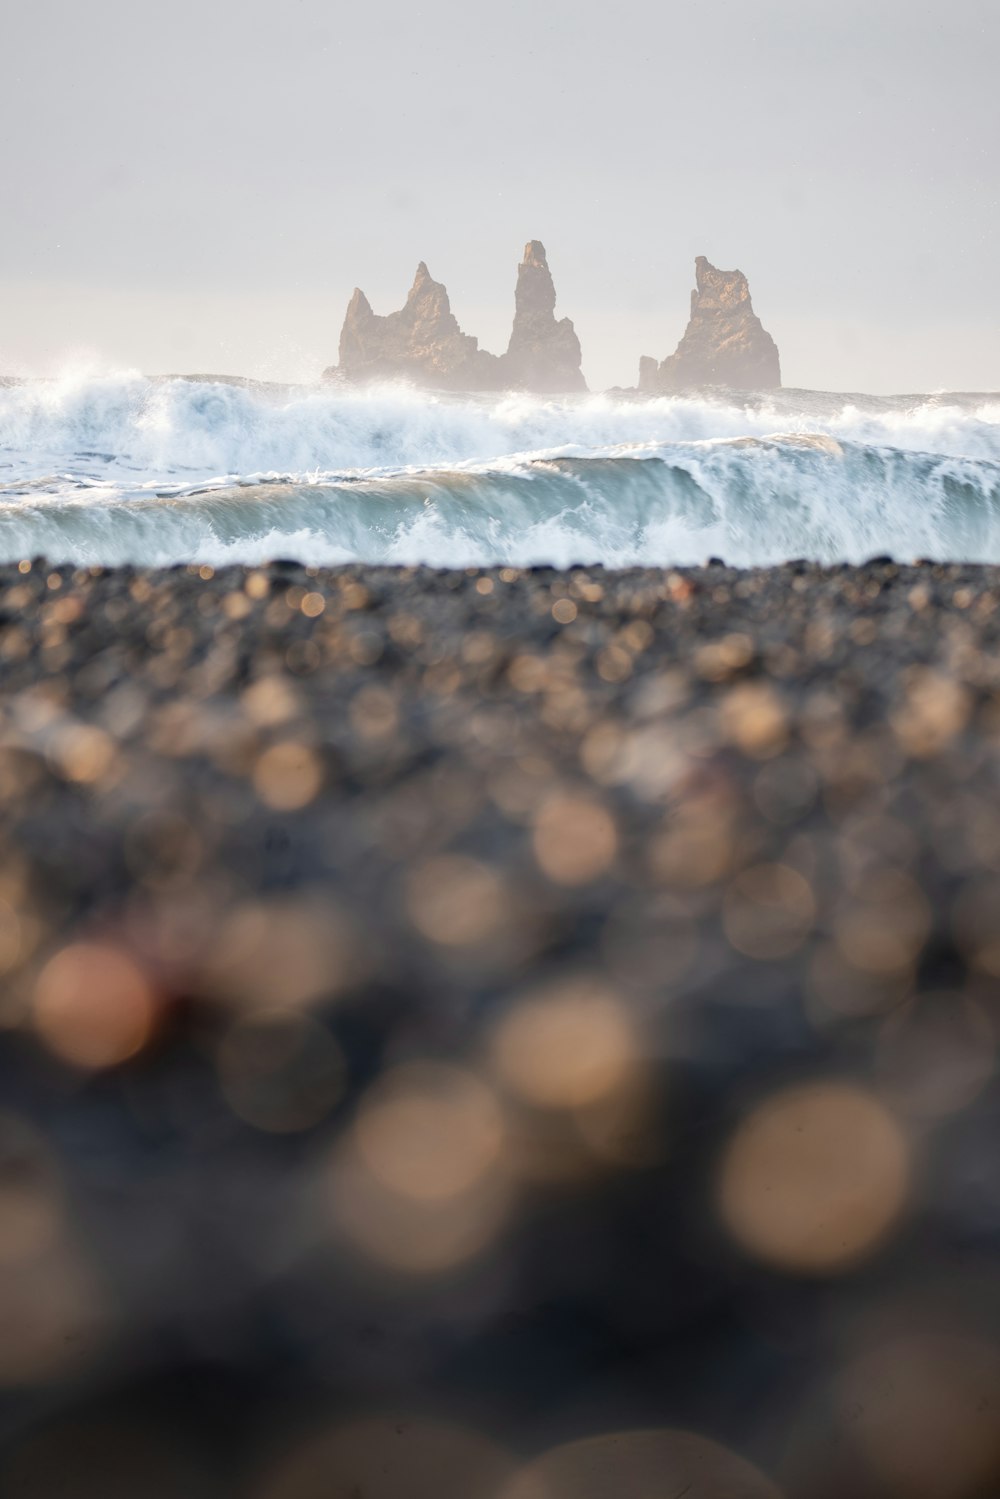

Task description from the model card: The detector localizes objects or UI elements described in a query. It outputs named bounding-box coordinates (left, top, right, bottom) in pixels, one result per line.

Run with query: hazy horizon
left=2, top=0, right=997, bottom=393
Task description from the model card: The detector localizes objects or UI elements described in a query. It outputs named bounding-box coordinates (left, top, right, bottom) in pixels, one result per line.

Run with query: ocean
left=2, top=371, right=999, bottom=569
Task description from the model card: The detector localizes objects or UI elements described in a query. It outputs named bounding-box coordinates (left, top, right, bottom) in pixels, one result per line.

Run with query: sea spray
left=1, top=374, right=999, bottom=567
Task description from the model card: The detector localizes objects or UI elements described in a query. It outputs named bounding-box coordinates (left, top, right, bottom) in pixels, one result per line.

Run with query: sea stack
left=501, top=241, right=586, bottom=393
left=639, top=256, right=781, bottom=392
left=326, top=262, right=500, bottom=390
left=325, top=242, right=585, bottom=393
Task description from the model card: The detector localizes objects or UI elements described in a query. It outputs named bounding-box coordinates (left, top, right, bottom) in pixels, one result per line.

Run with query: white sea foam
left=1, top=373, right=999, bottom=567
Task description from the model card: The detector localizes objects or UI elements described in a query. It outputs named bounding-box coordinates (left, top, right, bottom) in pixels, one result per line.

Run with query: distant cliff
left=639, top=257, right=780, bottom=392
left=325, top=243, right=586, bottom=393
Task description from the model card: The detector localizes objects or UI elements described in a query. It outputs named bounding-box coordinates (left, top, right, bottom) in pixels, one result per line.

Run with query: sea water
left=1, top=372, right=999, bottom=568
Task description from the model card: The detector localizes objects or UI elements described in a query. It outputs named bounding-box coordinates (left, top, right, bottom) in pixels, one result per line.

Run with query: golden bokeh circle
left=532, top=794, right=617, bottom=887
left=491, top=980, right=635, bottom=1111
left=718, top=1081, right=909, bottom=1274
left=255, top=1416, right=513, bottom=1499
left=355, top=1062, right=504, bottom=1202
left=835, top=1335, right=1000, bottom=1498
left=499, top=1427, right=780, bottom=1499
left=33, top=943, right=156, bottom=1070
left=253, top=742, right=323, bottom=811
left=406, top=856, right=508, bottom=948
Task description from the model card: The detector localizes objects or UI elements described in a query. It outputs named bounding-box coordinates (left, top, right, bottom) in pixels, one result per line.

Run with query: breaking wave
left=1, top=372, right=999, bottom=567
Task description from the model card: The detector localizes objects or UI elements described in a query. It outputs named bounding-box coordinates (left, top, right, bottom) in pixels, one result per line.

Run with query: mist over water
left=2, top=372, right=1000, bottom=568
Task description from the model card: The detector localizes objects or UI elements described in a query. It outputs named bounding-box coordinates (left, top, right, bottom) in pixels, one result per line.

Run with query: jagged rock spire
left=503, top=241, right=586, bottom=394
left=639, top=256, right=781, bottom=392
left=330, top=262, right=499, bottom=389
left=325, top=241, right=586, bottom=392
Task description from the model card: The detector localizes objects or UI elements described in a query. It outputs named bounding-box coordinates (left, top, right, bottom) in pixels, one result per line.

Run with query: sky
left=1, top=0, right=997, bottom=392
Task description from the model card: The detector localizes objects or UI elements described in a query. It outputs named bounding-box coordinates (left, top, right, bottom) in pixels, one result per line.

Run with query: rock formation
left=639, top=256, right=780, bottom=392
left=502, top=241, right=586, bottom=393
left=325, top=242, right=586, bottom=393
left=328, top=262, right=500, bottom=390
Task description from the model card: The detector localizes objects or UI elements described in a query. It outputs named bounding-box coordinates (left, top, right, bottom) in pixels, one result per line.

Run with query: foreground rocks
left=640, top=256, right=782, bottom=392
left=326, top=242, right=586, bottom=392
left=0, top=558, right=998, bottom=1494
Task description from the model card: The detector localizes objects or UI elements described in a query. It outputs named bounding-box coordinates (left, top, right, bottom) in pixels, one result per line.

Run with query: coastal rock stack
left=501, top=241, right=586, bottom=394
left=639, top=256, right=781, bottom=392
left=325, top=242, right=587, bottom=393
left=329, top=262, right=499, bottom=391
left=326, top=246, right=781, bottom=394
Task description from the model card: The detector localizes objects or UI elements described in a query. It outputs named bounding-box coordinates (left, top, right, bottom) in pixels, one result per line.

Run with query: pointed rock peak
left=694, top=256, right=752, bottom=309
left=330, top=258, right=492, bottom=389
left=639, top=256, right=780, bottom=392
left=327, top=242, right=586, bottom=392
left=513, top=242, right=557, bottom=320
left=407, top=263, right=452, bottom=316
left=504, top=240, right=586, bottom=394
left=410, top=261, right=437, bottom=290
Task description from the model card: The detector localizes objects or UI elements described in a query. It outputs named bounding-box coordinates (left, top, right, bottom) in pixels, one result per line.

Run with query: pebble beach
left=1, top=555, right=1000, bottom=1495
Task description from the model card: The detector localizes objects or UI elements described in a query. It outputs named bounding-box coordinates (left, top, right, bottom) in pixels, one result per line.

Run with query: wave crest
left=2, top=375, right=1000, bottom=566
left=0, top=439, right=998, bottom=569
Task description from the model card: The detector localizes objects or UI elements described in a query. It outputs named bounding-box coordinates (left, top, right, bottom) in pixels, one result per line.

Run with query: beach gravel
left=0, top=556, right=999, bottom=1495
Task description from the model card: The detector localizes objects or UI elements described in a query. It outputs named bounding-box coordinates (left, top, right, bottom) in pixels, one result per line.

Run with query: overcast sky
left=1, top=0, right=997, bottom=392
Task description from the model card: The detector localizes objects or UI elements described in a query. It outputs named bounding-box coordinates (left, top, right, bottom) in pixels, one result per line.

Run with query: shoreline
left=3, top=551, right=996, bottom=1004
